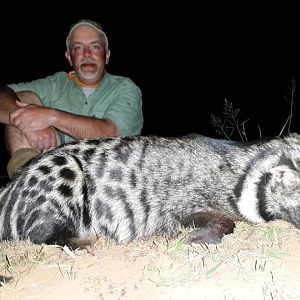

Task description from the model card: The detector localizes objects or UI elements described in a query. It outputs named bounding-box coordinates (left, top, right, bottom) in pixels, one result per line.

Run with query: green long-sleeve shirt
left=8, top=71, right=143, bottom=143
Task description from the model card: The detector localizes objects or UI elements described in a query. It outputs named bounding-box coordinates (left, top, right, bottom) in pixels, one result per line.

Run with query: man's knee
left=17, top=91, right=43, bottom=106
left=7, top=148, right=40, bottom=178
left=4, top=91, right=44, bottom=154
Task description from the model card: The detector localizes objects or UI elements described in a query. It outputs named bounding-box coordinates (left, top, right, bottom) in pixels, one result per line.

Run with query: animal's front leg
left=183, top=212, right=236, bottom=244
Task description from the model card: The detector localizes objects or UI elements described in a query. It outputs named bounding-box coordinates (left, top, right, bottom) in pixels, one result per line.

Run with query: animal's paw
left=184, top=219, right=235, bottom=245
left=185, top=227, right=225, bottom=244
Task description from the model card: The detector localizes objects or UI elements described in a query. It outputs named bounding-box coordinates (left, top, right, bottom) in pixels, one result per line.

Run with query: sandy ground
left=0, top=220, right=300, bottom=300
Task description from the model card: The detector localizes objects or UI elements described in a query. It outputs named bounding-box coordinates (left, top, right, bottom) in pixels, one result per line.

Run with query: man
left=0, top=19, right=143, bottom=178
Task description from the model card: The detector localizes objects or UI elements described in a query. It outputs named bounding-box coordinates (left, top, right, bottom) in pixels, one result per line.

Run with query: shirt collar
left=68, top=71, right=99, bottom=88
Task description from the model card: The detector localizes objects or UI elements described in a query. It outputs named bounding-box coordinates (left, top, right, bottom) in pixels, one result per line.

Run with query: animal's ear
left=269, top=165, right=300, bottom=186
left=292, top=158, right=300, bottom=172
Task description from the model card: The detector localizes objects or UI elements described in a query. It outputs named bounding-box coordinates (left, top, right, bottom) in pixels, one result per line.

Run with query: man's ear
left=105, top=49, right=111, bottom=65
left=65, top=51, right=73, bottom=66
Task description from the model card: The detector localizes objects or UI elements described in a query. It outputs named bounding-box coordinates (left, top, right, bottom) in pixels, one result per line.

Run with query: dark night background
left=0, top=6, right=299, bottom=181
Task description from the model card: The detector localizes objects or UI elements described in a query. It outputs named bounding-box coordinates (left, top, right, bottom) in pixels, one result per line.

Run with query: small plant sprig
left=215, top=78, right=296, bottom=141
left=210, top=99, right=249, bottom=141
left=279, top=77, right=296, bottom=136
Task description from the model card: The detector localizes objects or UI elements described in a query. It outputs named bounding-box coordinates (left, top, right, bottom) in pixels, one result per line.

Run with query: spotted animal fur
left=1, top=134, right=300, bottom=246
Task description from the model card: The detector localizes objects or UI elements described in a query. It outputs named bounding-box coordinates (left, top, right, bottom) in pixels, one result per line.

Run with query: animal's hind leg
left=182, top=212, right=236, bottom=244
left=23, top=212, right=77, bottom=246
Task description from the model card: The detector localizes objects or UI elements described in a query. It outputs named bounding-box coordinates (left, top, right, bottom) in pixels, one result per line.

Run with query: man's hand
left=24, top=127, right=61, bottom=150
left=9, top=101, right=60, bottom=150
left=9, top=101, right=53, bottom=131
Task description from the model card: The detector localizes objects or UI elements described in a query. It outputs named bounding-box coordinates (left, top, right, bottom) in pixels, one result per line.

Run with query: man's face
left=66, top=25, right=110, bottom=85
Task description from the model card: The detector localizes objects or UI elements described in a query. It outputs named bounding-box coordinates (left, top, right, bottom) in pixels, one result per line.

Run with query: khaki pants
left=6, top=148, right=40, bottom=178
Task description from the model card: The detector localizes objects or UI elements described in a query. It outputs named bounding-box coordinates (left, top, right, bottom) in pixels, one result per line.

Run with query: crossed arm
left=0, top=86, right=119, bottom=151
left=10, top=101, right=120, bottom=139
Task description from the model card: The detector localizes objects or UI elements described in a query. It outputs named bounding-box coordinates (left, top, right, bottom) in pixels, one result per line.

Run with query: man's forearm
left=50, top=109, right=120, bottom=139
